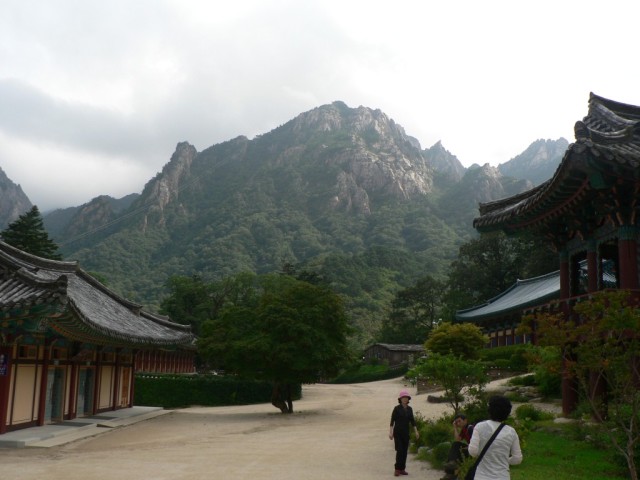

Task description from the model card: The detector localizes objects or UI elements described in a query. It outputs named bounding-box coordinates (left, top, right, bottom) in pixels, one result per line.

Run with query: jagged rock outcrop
left=435, top=163, right=533, bottom=232
left=63, top=196, right=117, bottom=238
left=498, top=138, right=568, bottom=186
left=44, top=194, right=139, bottom=242
left=140, top=142, right=197, bottom=228
left=425, top=141, right=466, bottom=184
left=286, top=102, right=434, bottom=210
left=0, top=167, right=32, bottom=228
left=468, top=164, right=533, bottom=203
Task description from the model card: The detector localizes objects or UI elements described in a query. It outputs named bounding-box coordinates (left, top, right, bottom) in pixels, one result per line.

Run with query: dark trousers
left=444, top=441, right=469, bottom=473
left=394, top=435, right=410, bottom=470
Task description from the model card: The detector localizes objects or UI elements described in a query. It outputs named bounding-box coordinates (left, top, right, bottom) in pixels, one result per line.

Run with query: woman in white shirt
left=468, top=395, right=523, bottom=480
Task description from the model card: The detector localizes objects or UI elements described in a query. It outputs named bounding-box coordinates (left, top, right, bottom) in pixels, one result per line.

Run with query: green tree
left=199, top=274, right=353, bottom=413
left=443, top=232, right=557, bottom=318
left=408, top=353, right=488, bottom=414
left=378, top=275, right=444, bottom=344
left=425, top=322, right=487, bottom=360
left=160, top=272, right=258, bottom=335
left=520, top=290, right=640, bottom=480
left=1, top=206, right=62, bottom=260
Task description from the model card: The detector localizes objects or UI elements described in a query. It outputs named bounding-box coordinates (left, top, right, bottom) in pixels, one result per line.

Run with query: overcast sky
left=1, top=0, right=639, bottom=210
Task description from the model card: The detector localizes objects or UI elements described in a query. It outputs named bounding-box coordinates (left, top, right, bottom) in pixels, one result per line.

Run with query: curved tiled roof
left=455, top=271, right=560, bottom=322
left=474, top=93, right=640, bottom=234
left=455, top=260, right=617, bottom=323
left=367, top=343, right=425, bottom=352
left=0, top=241, right=195, bottom=348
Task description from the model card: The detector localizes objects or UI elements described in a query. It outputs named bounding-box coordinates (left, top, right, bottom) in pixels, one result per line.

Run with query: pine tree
left=1, top=206, right=62, bottom=260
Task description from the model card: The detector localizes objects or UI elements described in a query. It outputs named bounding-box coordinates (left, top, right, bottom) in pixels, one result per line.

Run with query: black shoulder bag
left=464, top=423, right=505, bottom=480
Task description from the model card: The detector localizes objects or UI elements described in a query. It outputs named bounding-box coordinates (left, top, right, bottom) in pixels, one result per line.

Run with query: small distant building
left=0, top=241, right=196, bottom=434
left=364, top=343, right=425, bottom=367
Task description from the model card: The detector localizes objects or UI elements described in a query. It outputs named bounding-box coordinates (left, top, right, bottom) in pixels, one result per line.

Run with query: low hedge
left=478, top=344, right=531, bottom=372
left=329, top=363, right=409, bottom=384
left=135, top=373, right=301, bottom=408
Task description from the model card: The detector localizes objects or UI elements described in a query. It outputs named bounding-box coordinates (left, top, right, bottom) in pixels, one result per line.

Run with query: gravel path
left=0, top=377, right=497, bottom=480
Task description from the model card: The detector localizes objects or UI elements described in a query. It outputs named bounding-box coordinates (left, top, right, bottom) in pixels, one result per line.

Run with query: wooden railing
left=524, top=288, right=640, bottom=323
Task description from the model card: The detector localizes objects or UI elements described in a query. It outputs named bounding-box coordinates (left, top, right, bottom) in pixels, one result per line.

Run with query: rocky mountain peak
left=498, top=138, right=568, bottom=185
left=62, top=195, right=116, bottom=239
left=0, top=166, right=32, bottom=228
left=425, top=141, right=466, bottom=183
left=140, top=142, right=197, bottom=227
left=302, top=102, right=433, bottom=209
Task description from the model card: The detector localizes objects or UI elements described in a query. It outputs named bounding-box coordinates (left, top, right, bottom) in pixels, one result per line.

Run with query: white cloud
left=1, top=0, right=639, bottom=209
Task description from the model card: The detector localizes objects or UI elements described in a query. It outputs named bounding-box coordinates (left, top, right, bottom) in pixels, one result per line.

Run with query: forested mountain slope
left=30, top=102, right=565, bottom=346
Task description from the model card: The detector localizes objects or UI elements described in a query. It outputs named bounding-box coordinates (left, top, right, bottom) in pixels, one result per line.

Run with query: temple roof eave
left=0, top=241, right=195, bottom=349
left=454, top=270, right=560, bottom=323
left=473, top=94, right=640, bottom=235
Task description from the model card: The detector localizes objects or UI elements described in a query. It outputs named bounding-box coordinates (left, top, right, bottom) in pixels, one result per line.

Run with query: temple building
left=455, top=260, right=616, bottom=348
left=363, top=343, right=425, bottom=367
left=0, top=241, right=195, bottom=434
left=459, top=93, right=640, bottom=414
left=455, top=270, right=559, bottom=347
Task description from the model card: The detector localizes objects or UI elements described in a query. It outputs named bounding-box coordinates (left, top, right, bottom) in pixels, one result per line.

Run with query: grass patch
left=414, top=406, right=628, bottom=479
left=510, top=428, right=627, bottom=480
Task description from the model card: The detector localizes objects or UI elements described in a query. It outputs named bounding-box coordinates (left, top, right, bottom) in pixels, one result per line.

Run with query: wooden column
left=618, top=226, right=639, bottom=289
left=0, top=347, right=13, bottom=434
left=129, top=349, right=138, bottom=408
left=92, top=348, right=102, bottom=415
left=68, top=361, right=78, bottom=420
left=559, top=251, right=571, bottom=300
left=559, top=250, right=579, bottom=416
left=111, top=349, right=121, bottom=411
left=561, top=353, right=579, bottom=416
left=37, top=342, right=51, bottom=426
left=587, top=241, right=598, bottom=292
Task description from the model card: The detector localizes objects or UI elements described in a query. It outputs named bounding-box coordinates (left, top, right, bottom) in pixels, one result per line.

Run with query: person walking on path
left=389, top=389, right=420, bottom=477
left=468, top=395, right=523, bottom=480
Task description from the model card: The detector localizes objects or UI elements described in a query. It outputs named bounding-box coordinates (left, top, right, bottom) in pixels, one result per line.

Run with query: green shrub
left=524, top=346, right=562, bottom=398
left=457, top=455, right=476, bottom=479
left=534, top=369, right=561, bottom=398
left=505, top=390, right=533, bottom=403
left=508, top=374, right=536, bottom=387
left=493, top=358, right=511, bottom=369
left=460, top=394, right=490, bottom=425
left=135, top=373, right=301, bottom=408
left=515, top=404, right=555, bottom=422
left=478, top=344, right=531, bottom=371
left=421, top=416, right=454, bottom=448
left=329, top=363, right=408, bottom=383
left=430, top=442, right=453, bottom=469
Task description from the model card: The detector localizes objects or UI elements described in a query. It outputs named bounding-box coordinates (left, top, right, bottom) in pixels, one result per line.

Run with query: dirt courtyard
left=0, top=378, right=453, bottom=480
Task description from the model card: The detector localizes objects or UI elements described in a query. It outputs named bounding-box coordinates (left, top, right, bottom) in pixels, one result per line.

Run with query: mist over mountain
left=1, top=102, right=565, bottom=346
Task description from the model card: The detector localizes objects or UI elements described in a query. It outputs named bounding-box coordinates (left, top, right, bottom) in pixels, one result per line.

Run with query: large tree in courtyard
left=1, top=206, right=62, bottom=260
left=199, top=274, right=352, bottom=413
